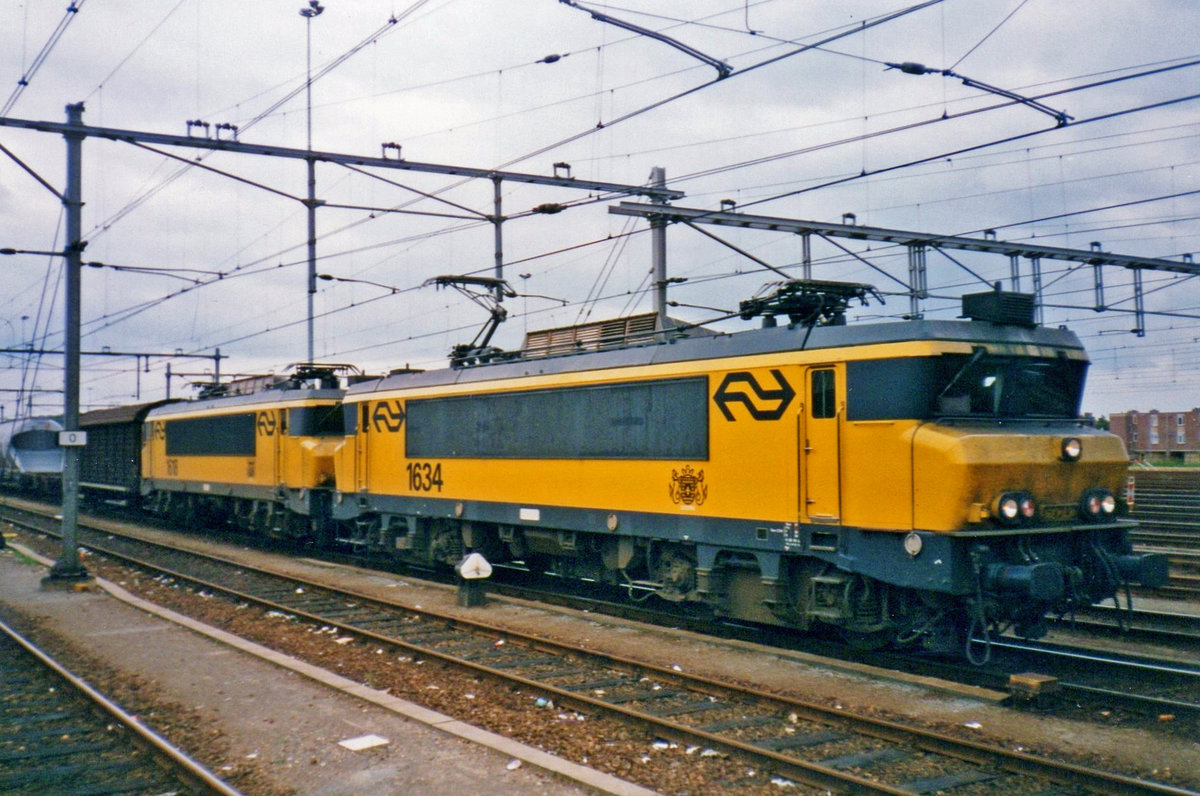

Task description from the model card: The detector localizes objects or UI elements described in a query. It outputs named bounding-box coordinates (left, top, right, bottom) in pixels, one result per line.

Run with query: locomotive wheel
left=653, top=545, right=696, bottom=602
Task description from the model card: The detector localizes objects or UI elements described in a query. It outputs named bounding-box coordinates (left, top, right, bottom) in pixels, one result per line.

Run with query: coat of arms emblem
left=669, top=466, right=708, bottom=506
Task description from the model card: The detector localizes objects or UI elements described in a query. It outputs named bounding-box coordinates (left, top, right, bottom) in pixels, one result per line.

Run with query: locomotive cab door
left=802, top=366, right=841, bottom=523
left=355, top=402, right=369, bottom=493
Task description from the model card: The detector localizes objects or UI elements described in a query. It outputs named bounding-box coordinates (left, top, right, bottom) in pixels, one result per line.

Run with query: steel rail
left=4, top=504, right=1195, bottom=795
left=0, top=615, right=242, bottom=796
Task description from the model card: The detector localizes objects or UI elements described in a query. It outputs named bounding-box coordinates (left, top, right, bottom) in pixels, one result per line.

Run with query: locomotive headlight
left=1061, top=437, right=1082, bottom=461
left=1080, top=488, right=1116, bottom=521
left=1019, top=494, right=1037, bottom=520
left=997, top=494, right=1021, bottom=523
left=993, top=491, right=1034, bottom=526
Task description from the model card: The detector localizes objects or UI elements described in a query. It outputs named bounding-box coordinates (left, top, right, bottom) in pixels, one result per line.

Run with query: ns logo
left=371, top=400, right=406, bottom=433
left=256, top=411, right=277, bottom=436
left=712, top=369, right=795, bottom=421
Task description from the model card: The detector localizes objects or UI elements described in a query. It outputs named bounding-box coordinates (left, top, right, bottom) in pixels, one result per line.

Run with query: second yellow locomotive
left=142, top=368, right=346, bottom=541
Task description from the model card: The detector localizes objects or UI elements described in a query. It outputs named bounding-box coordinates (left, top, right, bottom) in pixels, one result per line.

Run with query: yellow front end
left=279, top=436, right=340, bottom=489
left=911, top=424, right=1129, bottom=532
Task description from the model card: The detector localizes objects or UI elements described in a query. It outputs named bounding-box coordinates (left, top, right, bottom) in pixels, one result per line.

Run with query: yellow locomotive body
left=142, top=380, right=343, bottom=539
left=333, top=295, right=1166, bottom=655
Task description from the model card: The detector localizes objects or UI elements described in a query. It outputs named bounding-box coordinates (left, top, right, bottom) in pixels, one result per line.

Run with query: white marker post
left=456, top=552, right=492, bottom=607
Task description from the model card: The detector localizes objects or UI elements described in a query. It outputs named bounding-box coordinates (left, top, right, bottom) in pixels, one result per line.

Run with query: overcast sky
left=1, top=0, right=1197, bottom=418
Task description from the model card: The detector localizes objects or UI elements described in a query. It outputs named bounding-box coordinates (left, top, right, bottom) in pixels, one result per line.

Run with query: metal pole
left=45, top=101, right=90, bottom=586
left=907, top=244, right=927, bottom=320
left=1030, top=256, right=1045, bottom=326
left=493, top=176, right=504, bottom=303
left=801, top=232, right=812, bottom=280
left=649, top=166, right=669, bottom=330
left=1132, top=267, right=1146, bottom=337
left=304, top=8, right=318, bottom=365
left=306, top=160, right=317, bottom=364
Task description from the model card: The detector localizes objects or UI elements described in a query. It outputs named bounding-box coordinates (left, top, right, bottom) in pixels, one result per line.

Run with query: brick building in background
left=1109, top=408, right=1200, bottom=464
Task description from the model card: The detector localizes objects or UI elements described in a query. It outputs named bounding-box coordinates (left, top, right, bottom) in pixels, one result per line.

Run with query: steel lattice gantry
left=610, top=202, right=1199, bottom=335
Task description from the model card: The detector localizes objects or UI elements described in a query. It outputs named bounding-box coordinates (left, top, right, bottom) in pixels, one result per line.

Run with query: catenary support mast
left=44, top=102, right=89, bottom=586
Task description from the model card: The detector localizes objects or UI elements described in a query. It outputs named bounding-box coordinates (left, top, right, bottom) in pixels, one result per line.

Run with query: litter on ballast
left=338, top=734, right=389, bottom=751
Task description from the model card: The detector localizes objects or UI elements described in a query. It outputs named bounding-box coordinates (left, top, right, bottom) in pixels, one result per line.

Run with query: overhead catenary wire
left=82, top=0, right=189, bottom=103
left=2, top=0, right=88, bottom=116
left=495, top=0, right=944, bottom=172
left=54, top=0, right=1022, bottom=355
left=739, top=90, right=1200, bottom=212
left=84, top=3, right=432, bottom=243
left=947, top=0, right=1031, bottom=71
left=669, top=56, right=1200, bottom=187
left=7, top=2, right=1196, bottom=413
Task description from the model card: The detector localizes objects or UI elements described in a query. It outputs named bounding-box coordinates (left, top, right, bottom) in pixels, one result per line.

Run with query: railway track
left=0, top=615, right=240, bottom=796
left=1128, top=469, right=1200, bottom=536
left=1127, top=469, right=1200, bottom=598
left=4, top=506, right=1196, bottom=795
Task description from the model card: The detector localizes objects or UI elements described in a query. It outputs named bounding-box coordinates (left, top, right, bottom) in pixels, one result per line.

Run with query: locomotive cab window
left=289, top=405, right=343, bottom=437
left=810, top=369, right=836, bottom=419
left=846, top=352, right=1086, bottom=421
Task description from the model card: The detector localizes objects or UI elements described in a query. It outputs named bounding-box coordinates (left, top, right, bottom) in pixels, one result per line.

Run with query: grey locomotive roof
left=145, top=388, right=344, bottom=418
left=349, top=317, right=1086, bottom=397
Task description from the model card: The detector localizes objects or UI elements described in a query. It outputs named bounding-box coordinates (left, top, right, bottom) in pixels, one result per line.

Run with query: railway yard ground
left=1, top=505, right=1199, bottom=794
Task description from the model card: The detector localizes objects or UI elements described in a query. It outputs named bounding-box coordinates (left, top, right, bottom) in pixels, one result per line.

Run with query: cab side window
left=811, top=369, right=836, bottom=419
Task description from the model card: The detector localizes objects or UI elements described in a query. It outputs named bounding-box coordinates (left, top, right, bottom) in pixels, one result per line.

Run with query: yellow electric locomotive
left=142, top=367, right=346, bottom=541
left=333, top=282, right=1165, bottom=658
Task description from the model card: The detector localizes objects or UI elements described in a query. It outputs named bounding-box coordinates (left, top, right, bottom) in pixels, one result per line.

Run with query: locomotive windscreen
left=847, top=352, right=1086, bottom=420
left=289, top=405, right=344, bottom=437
